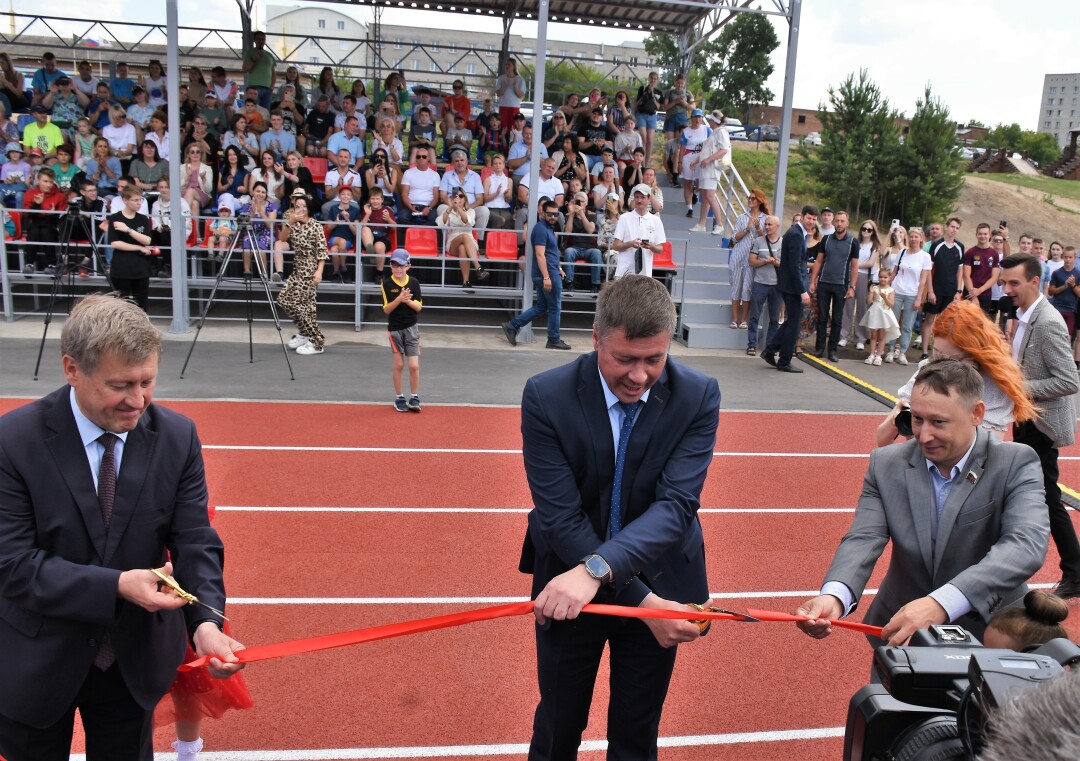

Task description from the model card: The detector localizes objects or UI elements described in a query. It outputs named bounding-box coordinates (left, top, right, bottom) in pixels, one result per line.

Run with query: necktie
left=94, top=432, right=119, bottom=670
left=609, top=402, right=641, bottom=538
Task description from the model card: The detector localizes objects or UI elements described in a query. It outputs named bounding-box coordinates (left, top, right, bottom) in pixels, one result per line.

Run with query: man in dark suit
left=0, top=295, right=244, bottom=761
left=763, top=204, right=818, bottom=373
left=1001, top=253, right=1080, bottom=598
left=518, top=275, right=720, bottom=760
left=795, top=358, right=1048, bottom=646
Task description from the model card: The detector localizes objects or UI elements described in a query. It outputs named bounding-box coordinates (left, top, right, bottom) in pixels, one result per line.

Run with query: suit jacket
left=823, top=429, right=1048, bottom=640
left=776, top=223, right=810, bottom=296
left=0, top=386, right=225, bottom=727
left=1016, top=296, right=1079, bottom=447
left=518, top=353, right=719, bottom=607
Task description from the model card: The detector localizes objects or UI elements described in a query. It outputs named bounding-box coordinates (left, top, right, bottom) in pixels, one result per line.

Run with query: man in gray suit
left=1002, top=253, right=1080, bottom=599
left=796, top=358, right=1049, bottom=645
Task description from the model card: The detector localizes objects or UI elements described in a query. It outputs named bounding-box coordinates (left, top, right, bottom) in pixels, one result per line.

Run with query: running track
left=2, top=399, right=1078, bottom=760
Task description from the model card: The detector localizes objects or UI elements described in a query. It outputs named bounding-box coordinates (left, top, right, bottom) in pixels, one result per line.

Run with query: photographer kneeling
left=796, top=357, right=1049, bottom=647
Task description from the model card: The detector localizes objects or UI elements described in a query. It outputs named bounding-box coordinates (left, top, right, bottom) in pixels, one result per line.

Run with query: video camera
left=844, top=625, right=1080, bottom=761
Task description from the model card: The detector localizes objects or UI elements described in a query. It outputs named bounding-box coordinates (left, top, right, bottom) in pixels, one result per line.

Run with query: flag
left=85, top=39, right=101, bottom=48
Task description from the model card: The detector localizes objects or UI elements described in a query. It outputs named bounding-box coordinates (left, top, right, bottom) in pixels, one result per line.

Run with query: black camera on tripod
left=235, top=211, right=252, bottom=227
left=844, top=625, right=1080, bottom=760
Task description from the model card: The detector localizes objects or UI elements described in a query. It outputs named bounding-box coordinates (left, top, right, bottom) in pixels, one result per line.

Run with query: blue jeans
left=511, top=275, right=562, bottom=341
left=253, top=85, right=272, bottom=111
left=747, top=281, right=781, bottom=350
left=888, top=293, right=918, bottom=352
left=563, top=246, right=602, bottom=285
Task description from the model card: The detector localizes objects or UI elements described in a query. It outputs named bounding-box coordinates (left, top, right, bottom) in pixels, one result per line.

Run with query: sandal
left=739, top=322, right=748, bottom=329
left=729, top=321, right=738, bottom=329
left=746, top=347, right=756, bottom=356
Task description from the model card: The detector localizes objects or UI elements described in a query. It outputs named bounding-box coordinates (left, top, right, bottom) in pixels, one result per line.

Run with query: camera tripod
left=180, top=216, right=295, bottom=379
left=32, top=207, right=113, bottom=380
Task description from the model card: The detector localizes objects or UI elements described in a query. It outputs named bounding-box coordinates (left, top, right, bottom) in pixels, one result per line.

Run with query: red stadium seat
left=304, top=157, right=328, bottom=185
left=484, top=230, right=519, bottom=260
left=404, top=226, right=440, bottom=258
left=4, top=210, right=22, bottom=241
left=654, top=241, right=677, bottom=269
left=480, top=166, right=494, bottom=184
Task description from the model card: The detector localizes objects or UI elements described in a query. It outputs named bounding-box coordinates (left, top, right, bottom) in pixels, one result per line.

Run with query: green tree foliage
left=518, top=61, right=620, bottom=109
left=979, top=123, right=1062, bottom=166
left=643, top=14, right=779, bottom=118
left=894, top=86, right=965, bottom=225
left=804, top=69, right=902, bottom=222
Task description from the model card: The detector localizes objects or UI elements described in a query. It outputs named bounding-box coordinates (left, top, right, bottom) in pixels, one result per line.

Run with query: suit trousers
left=766, top=291, right=803, bottom=367
left=1013, top=420, right=1080, bottom=579
left=815, top=283, right=846, bottom=352
left=0, top=663, right=154, bottom=761
left=530, top=615, right=679, bottom=761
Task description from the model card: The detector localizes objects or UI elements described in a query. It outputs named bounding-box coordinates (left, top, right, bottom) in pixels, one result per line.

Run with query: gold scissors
left=148, top=567, right=230, bottom=621
left=687, top=603, right=760, bottom=634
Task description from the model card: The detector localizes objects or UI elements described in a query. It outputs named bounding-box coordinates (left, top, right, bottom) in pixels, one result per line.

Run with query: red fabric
left=180, top=602, right=882, bottom=671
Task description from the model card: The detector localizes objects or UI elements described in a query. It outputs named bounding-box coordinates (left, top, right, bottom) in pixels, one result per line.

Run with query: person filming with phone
left=612, top=183, right=666, bottom=279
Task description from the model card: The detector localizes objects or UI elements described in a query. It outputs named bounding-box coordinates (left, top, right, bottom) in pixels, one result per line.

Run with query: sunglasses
left=416, top=153, right=428, bottom=159
left=861, top=227, right=873, bottom=232
left=992, top=237, right=1004, bottom=243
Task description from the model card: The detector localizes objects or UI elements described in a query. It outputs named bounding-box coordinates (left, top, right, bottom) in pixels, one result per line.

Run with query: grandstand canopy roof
left=313, top=0, right=777, bottom=35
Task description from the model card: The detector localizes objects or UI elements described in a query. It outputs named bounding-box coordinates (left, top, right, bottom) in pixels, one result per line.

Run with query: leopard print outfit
left=276, top=217, right=329, bottom=349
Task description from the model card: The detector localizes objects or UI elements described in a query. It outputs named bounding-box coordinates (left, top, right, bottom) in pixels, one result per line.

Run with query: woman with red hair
left=876, top=299, right=1036, bottom=446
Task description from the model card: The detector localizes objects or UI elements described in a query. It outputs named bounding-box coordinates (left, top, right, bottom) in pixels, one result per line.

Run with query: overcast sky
left=16, top=0, right=1077, bottom=130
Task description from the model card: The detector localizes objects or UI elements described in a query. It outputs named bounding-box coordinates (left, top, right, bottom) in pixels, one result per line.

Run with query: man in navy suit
left=763, top=204, right=819, bottom=373
left=0, top=295, right=244, bottom=761
left=518, top=275, right=721, bottom=760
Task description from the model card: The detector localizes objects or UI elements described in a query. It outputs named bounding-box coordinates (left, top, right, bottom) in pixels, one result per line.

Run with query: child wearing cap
left=208, top=203, right=237, bottom=263
left=1, top=143, right=31, bottom=208
left=381, top=248, right=424, bottom=412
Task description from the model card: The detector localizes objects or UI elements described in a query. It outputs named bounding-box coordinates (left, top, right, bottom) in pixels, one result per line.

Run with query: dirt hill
left=954, top=176, right=1080, bottom=248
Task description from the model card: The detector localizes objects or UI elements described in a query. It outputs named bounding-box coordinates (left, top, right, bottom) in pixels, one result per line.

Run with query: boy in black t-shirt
left=381, top=248, right=424, bottom=412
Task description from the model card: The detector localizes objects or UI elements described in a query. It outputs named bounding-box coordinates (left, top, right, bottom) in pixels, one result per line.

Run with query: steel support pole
left=517, top=0, right=550, bottom=343
left=166, top=0, right=189, bottom=333
left=773, top=0, right=801, bottom=223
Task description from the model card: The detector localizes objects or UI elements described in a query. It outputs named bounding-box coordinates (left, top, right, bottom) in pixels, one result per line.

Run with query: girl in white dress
left=861, top=268, right=901, bottom=365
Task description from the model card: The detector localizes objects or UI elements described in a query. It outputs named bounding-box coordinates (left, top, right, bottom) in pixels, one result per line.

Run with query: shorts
left=370, top=230, right=390, bottom=247
left=1059, top=310, right=1076, bottom=337
left=665, top=111, right=689, bottom=134
left=328, top=236, right=355, bottom=250
left=389, top=324, right=420, bottom=357
left=637, top=113, right=658, bottom=130
left=697, top=172, right=718, bottom=190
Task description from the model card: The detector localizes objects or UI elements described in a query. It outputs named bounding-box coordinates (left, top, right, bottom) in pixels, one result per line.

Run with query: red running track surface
left=1, top=397, right=1077, bottom=759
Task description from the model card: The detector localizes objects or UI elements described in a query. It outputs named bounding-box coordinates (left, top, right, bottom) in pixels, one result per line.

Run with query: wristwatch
left=581, top=554, right=612, bottom=583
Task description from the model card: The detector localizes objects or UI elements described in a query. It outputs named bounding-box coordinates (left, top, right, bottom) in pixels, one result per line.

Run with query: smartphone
left=640, top=239, right=650, bottom=247
left=999, top=220, right=1008, bottom=229
left=891, top=218, right=900, bottom=230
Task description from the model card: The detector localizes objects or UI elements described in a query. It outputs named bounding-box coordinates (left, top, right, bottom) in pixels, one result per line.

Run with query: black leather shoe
left=501, top=321, right=518, bottom=347
left=812, top=349, right=826, bottom=358
left=776, top=364, right=804, bottom=373
left=546, top=339, right=572, bottom=350
left=1054, top=577, right=1080, bottom=600
left=828, top=352, right=839, bottom=363
left=761, top=351, right=776, bottom=367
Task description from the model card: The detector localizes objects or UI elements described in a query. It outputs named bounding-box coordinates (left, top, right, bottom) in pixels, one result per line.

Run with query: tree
left=643, top=14, right=779, bottom=118
left=805, top=69, right=902, bottom=222
left=518, top=60, right=620, bottom=110
left=1019, top=131, right=1061, bottom=166
left=894, top=85, right=964, bottom=226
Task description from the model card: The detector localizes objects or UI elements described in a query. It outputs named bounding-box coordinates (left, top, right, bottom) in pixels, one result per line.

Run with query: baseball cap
left=822, top=206, right=833, bottom=213
left=389, top=248, right=411, bottom=265
left=56, top=76, right=72, bottom=86
left=631, top=183, right=652, bottom=197
left=30, top=104, right=48, bottom=113
left=337, top=185, right=354, bottom=196
left=29, top=148, right=44, bottom=157
left=606, top=192, right=620, bottom=203
left=601, top=145, right=614, bottom=154
left=690, top=108, right=704, bottom=117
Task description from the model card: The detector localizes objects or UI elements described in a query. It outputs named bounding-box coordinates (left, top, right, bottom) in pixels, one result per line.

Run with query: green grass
left=972, top=173, right=1080, bottom=204
left=728, top=143, right=820, bottom=211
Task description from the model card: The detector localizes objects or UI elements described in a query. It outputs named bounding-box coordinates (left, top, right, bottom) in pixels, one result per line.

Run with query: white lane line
left=75, top=726, right=844, bottom=759
left=204, top=445, right=870, bottom=458
left=228, top=589, right=872, bottom=604
left=215, top=506, right=856, bottom=514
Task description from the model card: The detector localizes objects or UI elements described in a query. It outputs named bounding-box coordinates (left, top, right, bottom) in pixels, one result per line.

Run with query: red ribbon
left=179, top=602, right=882, bottom=671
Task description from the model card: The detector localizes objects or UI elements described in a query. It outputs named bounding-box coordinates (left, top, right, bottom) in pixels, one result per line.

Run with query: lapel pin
left=966, top=471, right=979, bottom=485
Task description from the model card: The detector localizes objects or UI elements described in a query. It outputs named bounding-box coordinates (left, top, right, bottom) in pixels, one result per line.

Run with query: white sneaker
left=688, top=224, right=706, bottom=232
left=288, top=334, right=309, bottom=349
left=856, top=342, right=865, bottom=351
left=912, top=336, right=922, bottom=349
left=896, top=352, right=909, bottom=365
left=883, top=350, right=894, bottom=363
left=873, top=355, right=882, bottom=366
left=296, top=342, right=324, bottom=355
left=838, top=339, right=848, bottom=347
left=711, top=226, right=723, bottom=235
left=863, top=354, right=874, bottom=365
